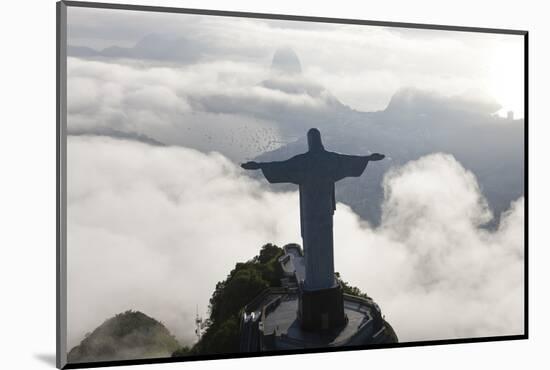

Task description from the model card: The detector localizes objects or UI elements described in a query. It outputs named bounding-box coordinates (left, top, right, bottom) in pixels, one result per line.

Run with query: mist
left=67, top=6, right=524, bottom=116
left=66, top=52, right=524, bottom=227
left=67, top=136, right=523, bottom=348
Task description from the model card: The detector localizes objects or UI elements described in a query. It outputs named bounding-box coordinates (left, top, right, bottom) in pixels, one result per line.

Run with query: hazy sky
left=67, top=7, right=524, bottom=117
left=65, top=6, right=525, bottom=351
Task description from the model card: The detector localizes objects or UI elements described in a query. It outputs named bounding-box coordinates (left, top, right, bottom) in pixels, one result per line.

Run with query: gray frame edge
left=56, top=1, right=68, bottom=369
left=55, top=2, right=529, bottom=369
left=62, top=0, right=527, bottom=35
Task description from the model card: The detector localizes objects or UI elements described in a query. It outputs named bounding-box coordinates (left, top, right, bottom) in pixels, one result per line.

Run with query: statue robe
left=259, top=150, right=370, bottom=291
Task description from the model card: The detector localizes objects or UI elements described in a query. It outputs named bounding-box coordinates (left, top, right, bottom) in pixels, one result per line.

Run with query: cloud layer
left=67, top=6, right=525, bottom=116
left=66, top=51, right=524, bottom=228
left=67, top=57, right=294, bottom=161
left=67, top=136, right=524, bottom=348
left=335, top=154, right=524, bottom=340
left=67, top=136, right=300, bottom=348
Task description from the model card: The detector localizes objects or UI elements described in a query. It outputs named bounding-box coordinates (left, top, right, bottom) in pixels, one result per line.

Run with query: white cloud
left=67, top=7, right=524, bottom=116
left=335, top=154, right=524, bottom=341
left=67, top=136, right=300, bottom=348
left=67, top=57, right=287, bottom=161
left=67, top=137, right=524, bottom=349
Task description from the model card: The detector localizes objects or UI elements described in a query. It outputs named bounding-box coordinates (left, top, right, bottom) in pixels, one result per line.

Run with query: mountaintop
left=67, top=310, right=180, bottom=363
left=68, top=244, right=397, bottom=362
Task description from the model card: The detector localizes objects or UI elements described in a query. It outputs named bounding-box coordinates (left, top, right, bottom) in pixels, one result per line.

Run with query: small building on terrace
left=239, top=244, right=395, bottom=352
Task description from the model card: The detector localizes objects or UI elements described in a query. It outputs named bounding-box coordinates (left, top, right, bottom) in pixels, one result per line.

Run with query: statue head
left=307, top=128, right=324, bottom=152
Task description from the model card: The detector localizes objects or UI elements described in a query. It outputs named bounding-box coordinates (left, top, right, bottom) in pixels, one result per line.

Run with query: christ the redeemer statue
left=242, top=128, right=384, bottom=292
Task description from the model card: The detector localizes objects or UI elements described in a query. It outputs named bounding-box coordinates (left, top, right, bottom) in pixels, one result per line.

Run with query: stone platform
left=239, top=245, right=391, bottom=352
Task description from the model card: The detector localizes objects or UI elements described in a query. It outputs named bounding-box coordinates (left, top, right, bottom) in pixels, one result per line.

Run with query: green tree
left=177, top=244, right=284, bottom=356
left=335, top=272, right=370, bottom=299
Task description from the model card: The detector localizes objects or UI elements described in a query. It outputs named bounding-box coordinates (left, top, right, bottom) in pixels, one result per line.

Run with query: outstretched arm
left=332, top=152, right=385, bottom=181
left=241, top=156, right=305, bottom=184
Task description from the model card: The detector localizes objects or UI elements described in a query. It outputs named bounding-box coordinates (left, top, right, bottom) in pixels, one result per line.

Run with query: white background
left=0, top=0, right=546, bottom=369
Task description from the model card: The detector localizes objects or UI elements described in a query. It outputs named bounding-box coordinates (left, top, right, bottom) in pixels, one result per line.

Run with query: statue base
left=298, top=284, right=347, bottom=331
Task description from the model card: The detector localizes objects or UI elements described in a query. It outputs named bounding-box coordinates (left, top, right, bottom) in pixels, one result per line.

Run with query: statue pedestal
left=298, top=284, right=347, bottom=331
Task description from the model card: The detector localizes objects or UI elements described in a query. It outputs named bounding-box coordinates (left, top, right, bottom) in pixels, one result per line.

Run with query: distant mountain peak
left=271, top=47, right=302, bottom=75
left=385, top=87, right=501, bottom=115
